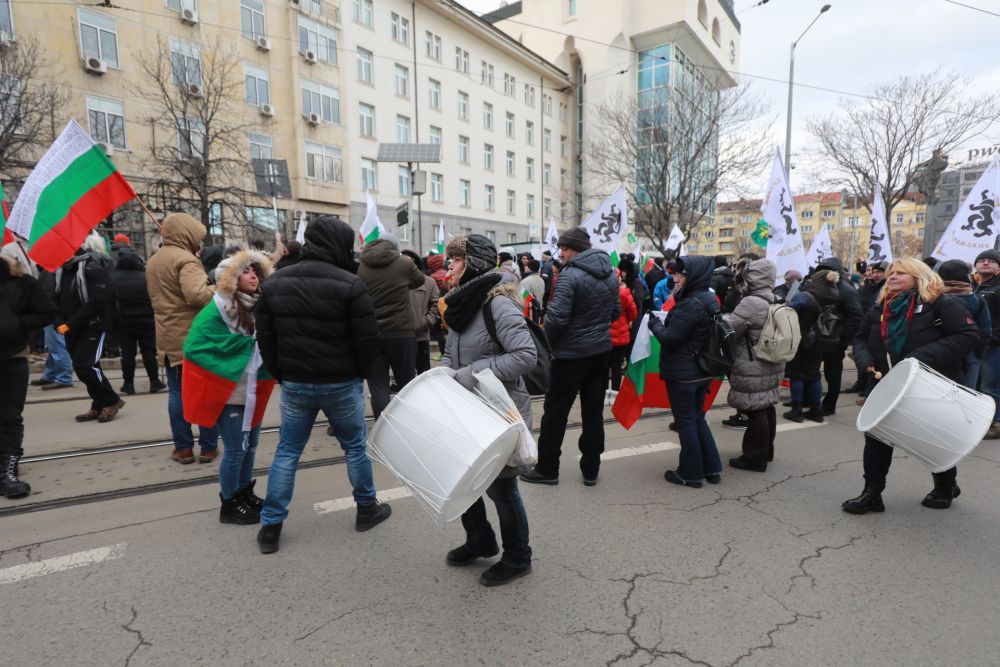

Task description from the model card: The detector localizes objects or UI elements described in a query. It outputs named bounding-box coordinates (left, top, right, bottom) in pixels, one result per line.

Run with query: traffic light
left=396, top=202, right=409, bottom=227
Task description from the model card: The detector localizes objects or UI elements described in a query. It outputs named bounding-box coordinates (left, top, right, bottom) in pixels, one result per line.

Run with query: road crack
left=121, top=606, right=152, bottom=667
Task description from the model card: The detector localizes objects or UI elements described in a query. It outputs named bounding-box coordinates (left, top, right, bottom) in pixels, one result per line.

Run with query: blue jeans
left=461, top=471, right=531, bottom=568
left=963, top=353, right=983, bottom=391
left=41, top=325, right=73, bottom=385
left=979, top=346, right=1000, bottom=421
left=261, top=379, right=375, bottom=526
left=215, top=404, right=260, bottom=500
left=666, top=380, right=722, bottom=483
left=790, top=379, right=823, bottom=406
left=165, top=360, right=218, bottom=451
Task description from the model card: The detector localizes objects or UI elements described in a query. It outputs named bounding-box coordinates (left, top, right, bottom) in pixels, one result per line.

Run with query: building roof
left=481, top=1, right=522, bottom=24
left=718, top=199, right=762, bottom=213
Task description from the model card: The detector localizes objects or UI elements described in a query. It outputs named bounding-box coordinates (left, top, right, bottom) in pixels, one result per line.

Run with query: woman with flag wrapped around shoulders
left=182, top=251, right=277, bottom=525
left=844, top=257, right=978, bottom=514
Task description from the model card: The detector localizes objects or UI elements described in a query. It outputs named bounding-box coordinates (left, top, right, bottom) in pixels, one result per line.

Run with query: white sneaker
left=603, top=389, right=611, bottom=406
left=608, top=389, right=618, bottom=405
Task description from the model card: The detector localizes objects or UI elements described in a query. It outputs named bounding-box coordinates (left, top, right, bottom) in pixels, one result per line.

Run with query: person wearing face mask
left=973, top=249, right=1000, bottom=438
left=845, top=258, right=978, bottom=514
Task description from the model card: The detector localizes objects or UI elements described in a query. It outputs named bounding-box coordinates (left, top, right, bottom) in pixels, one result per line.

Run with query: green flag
left=751, top=219, right=769, bottom=248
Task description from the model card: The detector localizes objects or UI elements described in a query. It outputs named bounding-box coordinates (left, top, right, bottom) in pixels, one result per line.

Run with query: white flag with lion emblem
left=932, top=155, right=1000, bottom=265
left=581, top=185, right=627, bottom=265
left=762, top=148, right=807, bottom=285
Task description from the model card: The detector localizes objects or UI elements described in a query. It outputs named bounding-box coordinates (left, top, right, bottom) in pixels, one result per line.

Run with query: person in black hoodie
left=112, top=253, right=165, bottom=395
left=814, top=257, right=863, bottom=415
left=709, top=255, right=735, bottom=308
left=55, top=233, right=125, bottom=423
left=845, top=258, right=978, bottom=513
left=647, top=255, right=723, bottom=487
left=784, top=269, right=841, bottom=423
left=0, top=254, right=55, bottom=497
left=254, top=216, right=389, bottom=554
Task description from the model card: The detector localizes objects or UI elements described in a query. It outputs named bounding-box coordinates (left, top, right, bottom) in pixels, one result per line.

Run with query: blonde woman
left=845, top=258, right=978, bottom=514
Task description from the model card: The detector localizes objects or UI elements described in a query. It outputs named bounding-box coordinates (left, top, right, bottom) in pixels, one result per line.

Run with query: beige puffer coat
left=146, top=213, right=214, bottom=363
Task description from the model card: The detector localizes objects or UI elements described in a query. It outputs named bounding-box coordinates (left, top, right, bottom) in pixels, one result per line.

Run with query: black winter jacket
left=816, top=258, right=863, bottom=346
left=974, top=274, right=1000, bottom=346
left=649, top=255, right=718, bottom=383
left=112, top=253, right=155, bottom=323
left=786, top=278, right=841, bottom=381
left=853, top=295, right=978, bottom=384
left=357, top=239, right=426, bottom=338
left=0, top=256, right=55, bottom=360
left=55, top=251, right=115, bottom=333
left=710, top=266, right=735, bottom=306
left=543, top=248, right=621, bottom=359
left=256, top=218, right=379, bottom=383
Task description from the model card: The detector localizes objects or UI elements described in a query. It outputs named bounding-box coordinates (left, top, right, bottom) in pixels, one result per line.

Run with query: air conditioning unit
left=306, top=112, right=322, bottom=126
left=181, top=8, right=199, bottom=25
left=83, top=57, right=107, bottom=75
left=256, top=36, right=271, bottom=52
left=96, top=142, right=114, bottom=157
left=303, top=50, right=318, bottom=64
left=259, top=103, right=275, bottom=118
left=186, top=83, right=204, bottom=98
left=292, top=208, right=307, bottom=220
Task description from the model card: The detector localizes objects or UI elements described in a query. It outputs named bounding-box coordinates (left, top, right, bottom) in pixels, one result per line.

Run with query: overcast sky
left=461, top=0, right=1000, bottom=192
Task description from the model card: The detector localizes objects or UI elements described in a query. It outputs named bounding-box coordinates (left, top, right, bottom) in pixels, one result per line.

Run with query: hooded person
left=973, top=248, right=1000, bottom=438
left=401, top=249, right=440, bottom=375
left=182, top=251, right=277, bottom=525
left=647, top=256, right=724, bottom=487
left=785, top=268, right=842, bottom=422
left=112, top=252, right=165, bottom=395
left=813, top=256, right=863, bottom=415
left=146, top=213, right=219, bottom=463
left=254, top=216, right=388, bottom=554
left=274, top=241, right=302, bottom=271
left=439, top=234, right=537, bottom=586
left=937, top=259, right=991, bottom=390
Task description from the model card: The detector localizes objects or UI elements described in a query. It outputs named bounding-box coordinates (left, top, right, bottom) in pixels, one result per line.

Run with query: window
left=524, top=83, right=535, bottom=107
left=560, top=135, right=567, bottom=157
left=569, top=0, right=577, bottom=15
left=505, top=151, right=515, bottom=177
left=358, top=103, right=375, bottom=137
left=178, top=116, right=205, bottom=161
left=895, top=213, right=904, bottom=224
left=86, top=96, right=126, bottom=150
left=240, top=0, right=265, bottom=39
left=506, top=189, right=516, bottom=215
left=712, top=18, right=721, bottom=45
left=847, top=216, right=860, bottom=227
left=483, top=144, right=494, bottom=170
left=543, top=128, right=552, bottom=152
left=361, top=158, right=377, bottom=191
left=390, top=12, right=409, bottom=44
left=526, top=157, right=534, bottom=182
left=357, top=48, right=373, bottom=83
left=823, top=209, right=836, bottom=218
left=166, top=0, right=197, bottom=10
left=527, top=194, right=535, bottom=217
left=396, top=115, right=410, bottom=143
left=431, top=173, right=443, bottom=201
left=486, top=230, right=496, bottom=243
left=505, top=112, right=515, bottom=138
left=455, top=47, right=469, bottom=73
left=503, top=73, right=515, bottom=97
left=244, top=65, right=270, bottom=106
left=300, top=0, right=321, bottom=12
left=1, top=0, right=11, bottom=38
left=801, top=225, right=813, bottom=233
left=485, top=185, right=495, bottom=211
left=526, top=121, right=534, bottom=145
left=559, top=102, right=567, bottom=121
left=800, top=210, right=814, bottom=218
left=429, top=126, right=442, bottom=145
left=398, top=166, right=411, bottom=195
left=560, top=168, right=566, bottom=189
left=825, top=223, right=835, bottom=232
left=249, top=132, right=272, bottom=160
left=917, top=228, right=925, bottom=238
left=507, top=232, right=517, bottom=244
left=305, top=141, right=343, bottom=182
left=353, top=0, right=373, bottom=26
left=697, top=0, right=707, bottom=26
left=298, top=16, right=338, bottom=65
left=425, top=31, right=442, bottom=60
left=481, top=61, right=494, bottom=87
left=394, top=65, right=409, bottom=97
left=79, top=9, right=120, bottom=69
left=543, top=198, right=551, bottom=219
left=483, top=102, right=493, bottom=130
left=719, top=228, right=734, bottom=237
left=458, top=135, right=469, bottom=163
left=458, top=91, right=469, bottom=120
left=543, top=94, right=553, bottom=116
left=543, top=163, right=551, bottom=186
left=170, top=40, right=201, bottom=86
left=301, top=79, right=340, bottom=123
left=428, top=79, right=441, bottom=110
left=460, top=179, right=471, bottom=207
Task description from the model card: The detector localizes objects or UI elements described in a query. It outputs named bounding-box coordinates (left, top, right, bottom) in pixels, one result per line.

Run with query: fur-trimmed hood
left=215, top=250, right=273, bottom=298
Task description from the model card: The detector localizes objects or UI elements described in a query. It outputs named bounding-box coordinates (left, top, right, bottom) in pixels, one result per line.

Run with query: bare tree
left=131, top=38, right=268, bottom=242
left=807, top=69, right=1000, bottom=224
left=588, top=79, right=771, bottom=255
left=0, top=37, right=69, bottom=183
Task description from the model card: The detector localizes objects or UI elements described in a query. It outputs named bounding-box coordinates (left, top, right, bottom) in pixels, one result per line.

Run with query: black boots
left=842, top=486, right=885, bottom=514
left=922, top=474, right=961, bottom=509
left=258, top=523, right=282, bottom=554
left=356, top=501, right=392, bottom=532
left=120, top=380, right=136, bottom=395
left=238, top=479, right=264, bottom=511
left=219, top=492, right=260, bottom=525
left=446, top=543, right=500, bottom=566
left=805, top=405, right=825, bottom=423
left=783, top=404, right=804, bottom=423
left=1, top=455, right=30, bottom=498
left=479, top=561, right=531, bottom=587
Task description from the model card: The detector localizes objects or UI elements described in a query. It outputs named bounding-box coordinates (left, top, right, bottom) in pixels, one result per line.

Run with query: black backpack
left=802, top=293, right=842, bottom=353
left=483, top=297, right=552, bottom=395
left=692, top=298, right=738, bottom=377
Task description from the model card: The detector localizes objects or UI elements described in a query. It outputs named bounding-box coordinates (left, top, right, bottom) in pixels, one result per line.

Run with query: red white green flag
left=612, top=310, right=723, bottom=430
left=1, top=182, right=13, bottom=246
left=5, top=119, right=136, bottom=271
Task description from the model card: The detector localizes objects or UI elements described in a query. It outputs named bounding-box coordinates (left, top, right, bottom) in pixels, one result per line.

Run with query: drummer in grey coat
left=439, top=234, right=536, bottom=587
left=723, top=259, right=785, bottom=472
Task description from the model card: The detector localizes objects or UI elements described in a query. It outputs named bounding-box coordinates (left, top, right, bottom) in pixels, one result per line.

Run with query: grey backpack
left=749, top=296, right=801, bottom=363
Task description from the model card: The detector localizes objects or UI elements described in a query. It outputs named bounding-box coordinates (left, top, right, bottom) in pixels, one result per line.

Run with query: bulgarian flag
left=1, top=182, right=13, bottom=246
left=436, top=220, right=445, bottom=254
left=5, top=120, right=135, bottom=271
left=522, top=287, right=535, bottom=318
left=182, top=295, right=276, bottom=432
left=359, top=192, right=384, bottom=244
left=612, top=309, right=723, bottom=430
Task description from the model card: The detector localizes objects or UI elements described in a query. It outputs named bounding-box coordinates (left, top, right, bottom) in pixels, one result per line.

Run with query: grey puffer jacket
left=723, top=259, right=785, bottom=411
left=439, top=283, right=536, bottom=431
left=544, top=248, right=620, bottom=359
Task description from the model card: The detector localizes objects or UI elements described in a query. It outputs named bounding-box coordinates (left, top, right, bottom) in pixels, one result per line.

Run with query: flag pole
left=135, top=195, right=163, bottom=234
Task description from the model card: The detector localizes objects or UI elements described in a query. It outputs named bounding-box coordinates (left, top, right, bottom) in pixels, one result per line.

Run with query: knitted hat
left=462, top=234, right=497, bottom=280
left=556, top=227, right=592, bottom=252
left=784, top=269, right=803, bottom=283
left=113, top=233, right=131, bottom=245
left=937, top=259, right=972, bottom=284
left=975, top=249, right=1000, bottom=265
left=870, top=260, right=889, bottom=273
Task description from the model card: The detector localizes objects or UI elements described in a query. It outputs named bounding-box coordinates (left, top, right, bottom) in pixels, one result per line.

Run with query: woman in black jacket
left=112, top=253, right=164, bottom=395
left=844, top=258, right=979, bottom=514
left=784, top=269, right=841, bottom=423
left=648, top=255, right=723, bottom=488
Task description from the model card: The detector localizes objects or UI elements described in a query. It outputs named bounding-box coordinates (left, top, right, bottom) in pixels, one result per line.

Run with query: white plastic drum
left=367, top=368, right=521, bottom=525
left=856, top=358, right=994, bottom=472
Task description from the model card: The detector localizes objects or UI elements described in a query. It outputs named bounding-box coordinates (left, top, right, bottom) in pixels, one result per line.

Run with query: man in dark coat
left=815, top=257, right=863, bottom=414
left=112, top=253, right=165, bottom=395
left=974, top=249, right=1000, bottom=438
left=520, top=227, right=621, bottom=486
left=709, top=255, right=735, bottom=308
left=643, top=258, right=666, bottom=304
left=255, top=216, right=390, bottom=554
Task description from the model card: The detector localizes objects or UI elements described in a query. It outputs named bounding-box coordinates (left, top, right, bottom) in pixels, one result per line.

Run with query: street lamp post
left=784, top=4, right=831, bottom=178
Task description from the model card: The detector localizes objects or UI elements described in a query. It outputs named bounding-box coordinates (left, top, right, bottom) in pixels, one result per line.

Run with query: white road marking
left=775, top=422, right=829, bottom=433
left=579, top=441, right=680, bottom=461
left=313, top=486, right=412, bottom=515
left=0, top=543, right=127, bottom=585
